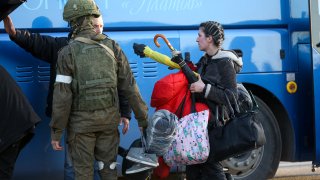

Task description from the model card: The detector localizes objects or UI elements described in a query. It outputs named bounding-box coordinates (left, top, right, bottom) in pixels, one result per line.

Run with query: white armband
left=55, top=75, right=72, bottom=84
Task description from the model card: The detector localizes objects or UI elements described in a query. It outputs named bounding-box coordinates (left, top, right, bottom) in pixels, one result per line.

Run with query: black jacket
left=0, top=65, right=41, bottom=153
left=10, top=30, right=132, bottom=119
left=11, top=30, right=68, bottom=117
left=196, top=50, right=242, bottom=121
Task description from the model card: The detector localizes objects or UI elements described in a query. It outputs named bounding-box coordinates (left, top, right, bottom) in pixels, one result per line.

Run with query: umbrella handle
left=154, top=34, right=175, bottom=51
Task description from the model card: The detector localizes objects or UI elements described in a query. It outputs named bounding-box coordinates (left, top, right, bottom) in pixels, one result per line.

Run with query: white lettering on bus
left=104, top=0, right=109, bottom=9
left=20, top=0, right=199, bottom=15
left=123, top=0, right=203, bottom=15
left=23, top=0, right=47, bottom=10
left=59, top=0, right=68, bottom=10
left=22, top=0, right=71, bottom=10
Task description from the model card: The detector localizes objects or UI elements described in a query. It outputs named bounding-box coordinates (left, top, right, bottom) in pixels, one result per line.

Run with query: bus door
left=309, top=0, right=320, bottom=169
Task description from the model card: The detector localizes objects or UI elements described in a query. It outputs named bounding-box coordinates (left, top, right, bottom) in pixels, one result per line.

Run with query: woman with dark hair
left=132, top=21, right=242, bottom=179
left=184, top=21, right=242, bottom=180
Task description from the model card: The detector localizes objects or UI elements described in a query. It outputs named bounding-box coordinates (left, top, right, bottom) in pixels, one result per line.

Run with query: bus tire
left=222, top=95, right=282, bottom=180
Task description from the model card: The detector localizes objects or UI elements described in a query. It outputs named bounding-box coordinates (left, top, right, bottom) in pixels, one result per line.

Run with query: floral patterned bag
left=163, top=93, right=210, bottom=166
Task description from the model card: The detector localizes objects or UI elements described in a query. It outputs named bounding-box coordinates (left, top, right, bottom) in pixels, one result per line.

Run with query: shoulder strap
left=175, top=88, right=198, bottom=118
left=74, top=37, right=116, bottom=60
left=175, top=89, right=188, bottom=118
left=248, top=90, right=259, bottom=111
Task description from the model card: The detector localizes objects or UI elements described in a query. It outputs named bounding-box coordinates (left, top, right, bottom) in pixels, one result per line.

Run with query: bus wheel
left=222, top=95, right=282, bottom=180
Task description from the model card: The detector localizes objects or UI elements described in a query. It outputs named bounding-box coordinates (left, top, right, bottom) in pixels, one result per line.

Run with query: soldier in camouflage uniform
left=50, top=0, right=149, bottom=179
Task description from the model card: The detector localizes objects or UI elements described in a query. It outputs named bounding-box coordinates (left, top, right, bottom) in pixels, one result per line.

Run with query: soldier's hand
left=3, top=16, right=16, bottom=37
left=51, top=140, right=63, bottom=151
left=133, top=43, right=146, bottom=58
left=120, top=117, right=129, bottom=134
left=139, top=127, right=144, bottom=134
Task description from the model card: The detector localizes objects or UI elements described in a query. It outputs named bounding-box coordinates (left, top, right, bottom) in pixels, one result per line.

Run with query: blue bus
left=1, top=0, right=320, bottom=179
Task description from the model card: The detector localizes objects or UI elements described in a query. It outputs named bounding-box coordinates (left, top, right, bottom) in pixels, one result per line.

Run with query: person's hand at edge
left=119, top=117, right=129, bottom=134
left=3, top=16, right=16, bottom=37
left=51, top=140, right=63, bottom=151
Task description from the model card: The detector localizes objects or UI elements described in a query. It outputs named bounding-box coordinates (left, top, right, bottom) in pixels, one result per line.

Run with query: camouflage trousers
left=67, top=127, right=120, bottom=180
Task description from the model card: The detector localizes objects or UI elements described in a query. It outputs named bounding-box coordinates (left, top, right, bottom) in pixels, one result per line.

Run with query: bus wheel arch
left=248, top=84, right=295, bottom=161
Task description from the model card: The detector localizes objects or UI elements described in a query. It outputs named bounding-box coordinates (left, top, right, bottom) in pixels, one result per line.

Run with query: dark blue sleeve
left=10, top=29, right=68, bottom=64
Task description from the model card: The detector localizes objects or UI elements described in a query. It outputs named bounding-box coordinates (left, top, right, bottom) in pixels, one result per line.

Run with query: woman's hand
left=190, top=76, right=205, bottom=93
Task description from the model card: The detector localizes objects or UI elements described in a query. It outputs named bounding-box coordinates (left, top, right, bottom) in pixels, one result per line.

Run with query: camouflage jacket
left=50, top=30, right=148, bottom=141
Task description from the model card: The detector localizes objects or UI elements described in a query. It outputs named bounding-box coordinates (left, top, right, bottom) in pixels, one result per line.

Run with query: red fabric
left=151, top=71, right=210, bottom=178
left=186, top=61, right=197, bottom=71
left=151, top=71, right=208, bottom=118
left=151, top=71, right=187, bottom=110
left=153, top=157, right=170, bottom=179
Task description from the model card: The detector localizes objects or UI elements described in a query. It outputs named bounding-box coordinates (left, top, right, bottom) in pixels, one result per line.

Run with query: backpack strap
left=74, top=37, right=116, bottom=61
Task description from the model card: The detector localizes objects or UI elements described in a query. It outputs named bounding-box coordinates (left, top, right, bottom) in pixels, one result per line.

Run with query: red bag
left=151, top=71, right=208, bottom=116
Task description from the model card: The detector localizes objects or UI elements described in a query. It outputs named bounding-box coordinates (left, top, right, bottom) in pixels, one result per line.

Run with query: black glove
left=169, top=51, right=183, bottom=70
left=171, top=53, right=184, bottom=64
left=133, top=43, right=146, bottom=58
left=171, top=52, right=198, bottom=83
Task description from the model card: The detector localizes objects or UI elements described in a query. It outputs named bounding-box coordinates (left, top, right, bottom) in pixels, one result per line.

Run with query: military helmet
left=63, top=0, right=101, bottom=22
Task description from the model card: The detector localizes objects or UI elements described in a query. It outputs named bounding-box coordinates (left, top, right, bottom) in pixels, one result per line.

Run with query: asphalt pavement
left=272, top=161, right=320, bottom=180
